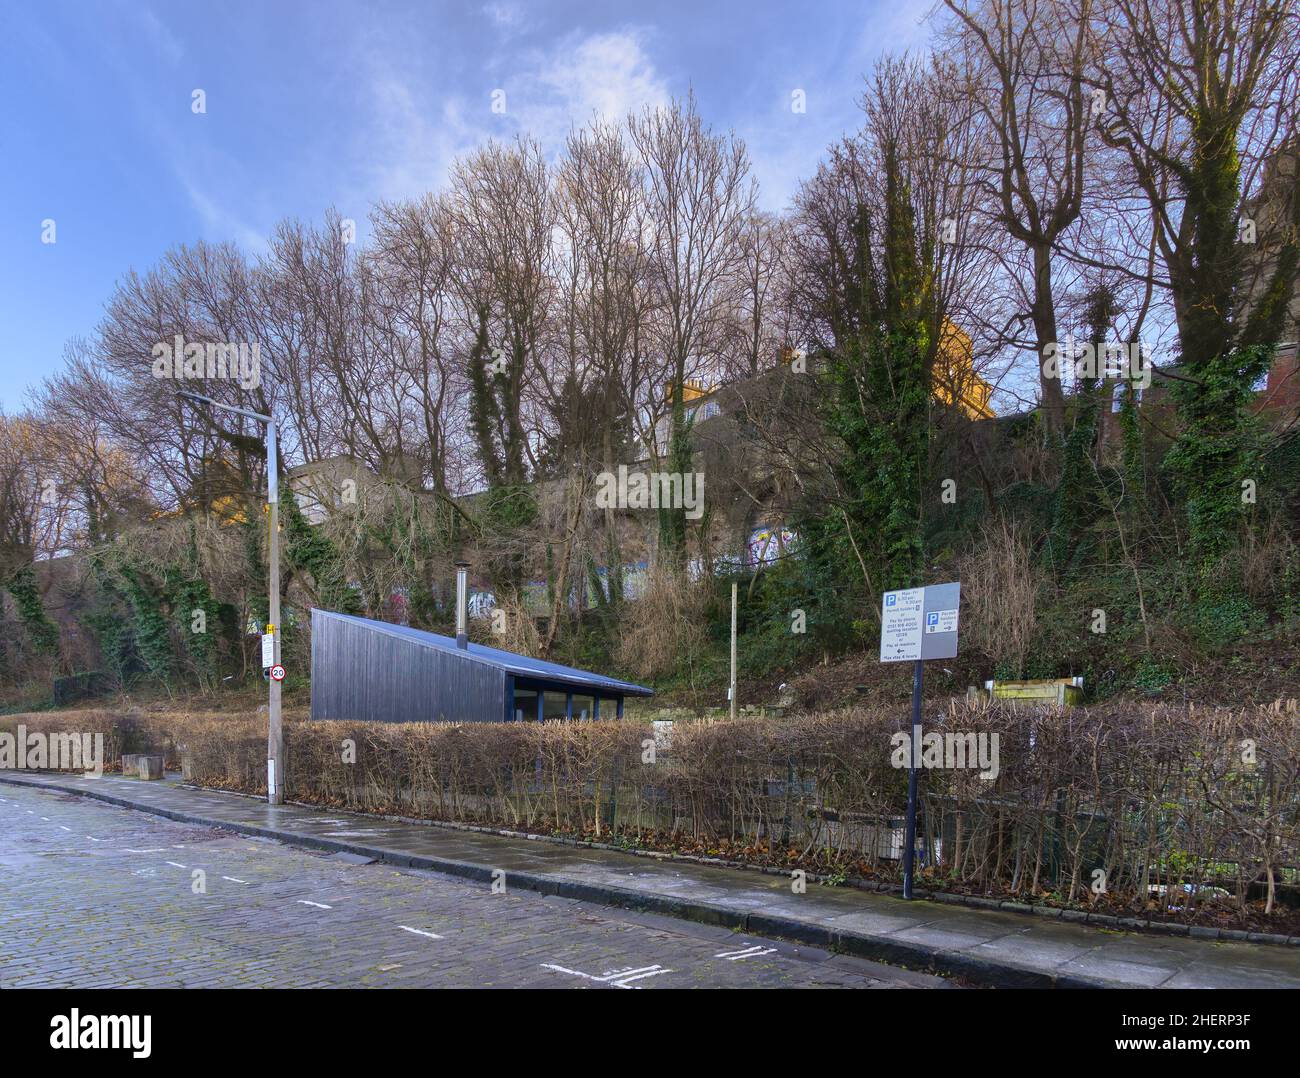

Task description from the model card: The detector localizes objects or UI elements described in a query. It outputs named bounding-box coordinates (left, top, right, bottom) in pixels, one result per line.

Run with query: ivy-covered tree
left=5, top=564, right=61, bottom=657
left=798, top=136, right=934, bottom=602
left=1048, top=282, right=1120, bottom=574
left=282, top=489, right=363, bottom=616
left=1098, top=0, right=1299, bottom=570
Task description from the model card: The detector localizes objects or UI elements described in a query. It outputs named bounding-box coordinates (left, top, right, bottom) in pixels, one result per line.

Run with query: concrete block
left=138, top=754, right=164, bottom=780
left=120, top=753, right=139, bottom=777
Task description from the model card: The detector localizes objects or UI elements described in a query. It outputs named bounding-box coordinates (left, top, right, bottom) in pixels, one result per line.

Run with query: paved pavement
left=4, top=769, right=1300, bottom=988
left=0, top=781, right=944, bottom=989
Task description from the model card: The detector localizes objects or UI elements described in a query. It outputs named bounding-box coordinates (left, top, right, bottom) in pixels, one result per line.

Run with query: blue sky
left=0, top=0, right=936, bottom=411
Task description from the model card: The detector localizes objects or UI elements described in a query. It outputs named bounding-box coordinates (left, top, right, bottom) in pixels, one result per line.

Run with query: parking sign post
left=902, top=658, right=923, bottom=899
left=880, top=581, right=961, bottom=899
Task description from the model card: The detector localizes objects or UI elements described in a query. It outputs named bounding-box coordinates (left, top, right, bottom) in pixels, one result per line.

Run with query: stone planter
left=120, top=753, right=140, bottom=777
left=137, top=754, right=165, bottom=780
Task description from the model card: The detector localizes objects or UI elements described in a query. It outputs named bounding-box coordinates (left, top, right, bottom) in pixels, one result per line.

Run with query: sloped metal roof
left=313, top=610, right=654, bottom=697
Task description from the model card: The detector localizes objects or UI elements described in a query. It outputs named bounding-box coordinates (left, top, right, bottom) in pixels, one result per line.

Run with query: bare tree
left=1093, top=0, right=1300, bottom=364
left=448, top=137, right=556, bottom=490
left=628, top=94, right=756, bottom=563
left=943, top=0, right=1101, bottom=440
left=368, top=194, right=465, bottom=497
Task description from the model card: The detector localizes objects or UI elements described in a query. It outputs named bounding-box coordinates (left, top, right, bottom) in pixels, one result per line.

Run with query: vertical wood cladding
left=311, top=609, right=506, bottom=723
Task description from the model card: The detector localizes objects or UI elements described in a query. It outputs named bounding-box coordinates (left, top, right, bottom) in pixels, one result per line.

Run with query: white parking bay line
left=540, top=963, right=673, bottom=989
left=59, top=825, right=72, bottom=831
left=222, top=876, right=249, bottom=885
left=165, top=861, right=187, bottom=869
left=86, top=836, right=102, bottom=842
left=397, top=925, right=444, bottom=940
left=613, top=967, right=674, bottom=985
left=715, top=945, right=777, bottom=961
left=297, top=900, right=332, bottom=910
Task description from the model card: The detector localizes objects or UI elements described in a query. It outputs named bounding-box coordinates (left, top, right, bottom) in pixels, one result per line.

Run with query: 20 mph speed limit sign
left=269, top=665, right=286, bottom=682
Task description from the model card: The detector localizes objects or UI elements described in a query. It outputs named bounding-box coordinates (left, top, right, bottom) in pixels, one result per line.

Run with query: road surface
left=0, top=784, right=946, bottom=989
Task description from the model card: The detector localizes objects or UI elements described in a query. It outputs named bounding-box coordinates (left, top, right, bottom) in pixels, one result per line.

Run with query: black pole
left=902, top=657, right=923, bottom=899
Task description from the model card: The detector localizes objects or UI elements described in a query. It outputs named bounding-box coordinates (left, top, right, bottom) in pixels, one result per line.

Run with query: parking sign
left=880, top=582, right=960, bottom=662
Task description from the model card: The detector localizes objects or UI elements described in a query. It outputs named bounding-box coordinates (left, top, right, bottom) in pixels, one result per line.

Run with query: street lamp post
left=177, top=391, right=283, bottom=805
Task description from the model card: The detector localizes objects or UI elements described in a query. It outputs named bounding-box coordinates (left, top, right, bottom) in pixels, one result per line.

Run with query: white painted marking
left=40, top=816, right=49, bottom=821
left=614, top=968, right=675, bottom=984
left=125, top=847, right=168, bottom=854
left=86, top=836, right=102, bottom=842
left=715, top=945, right=777, bottom=961
left=297, top=900, right=332, bottom=910
left=398, top=925, right=444, bottom=940
left=58, top=825, right=72, bottom=831
left=165, top=861, right=187, bottom=869
left=540, top=963, right=673, bottom=989
left=222, top=876, right=249, bottom=885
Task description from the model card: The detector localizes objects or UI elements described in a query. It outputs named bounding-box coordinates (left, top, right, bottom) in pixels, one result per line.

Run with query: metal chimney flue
left=454, top=562, right=469, bottom=649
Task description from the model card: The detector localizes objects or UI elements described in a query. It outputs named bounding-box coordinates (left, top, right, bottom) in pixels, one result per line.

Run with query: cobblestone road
left=0, top=786, right=946, bottom=989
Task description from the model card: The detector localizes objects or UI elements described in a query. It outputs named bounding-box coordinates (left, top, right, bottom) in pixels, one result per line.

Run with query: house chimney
left=454, top=561, right=470, bottom=649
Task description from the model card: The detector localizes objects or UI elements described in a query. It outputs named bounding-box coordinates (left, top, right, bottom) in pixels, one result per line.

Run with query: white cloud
left=496, top=29, right=671, bottom=160
left=355, top=70, right=482, bottom=206
left=532, top=31, right=669, bottom=128
left=354, top=27, right=670, bottom=205
left=176, top=171, right=269, bottom=254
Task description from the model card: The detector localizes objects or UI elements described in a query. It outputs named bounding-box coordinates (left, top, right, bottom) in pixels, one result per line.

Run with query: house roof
left=313, top=610, right=654, bottom=697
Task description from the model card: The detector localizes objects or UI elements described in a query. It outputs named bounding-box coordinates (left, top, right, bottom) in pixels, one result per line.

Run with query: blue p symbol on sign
left=927, top=612, right=939, bottom=627
left=886, top=594, right=896, bottom=607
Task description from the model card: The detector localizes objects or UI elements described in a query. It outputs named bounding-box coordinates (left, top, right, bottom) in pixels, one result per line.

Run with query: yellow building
left=932, top=321, right=995, bottom=420
left=781, top=328, right=995, bottom=419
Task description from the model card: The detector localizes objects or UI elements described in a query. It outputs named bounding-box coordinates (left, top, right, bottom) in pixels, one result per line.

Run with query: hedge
left=5, top=700, right=1299, bottom=925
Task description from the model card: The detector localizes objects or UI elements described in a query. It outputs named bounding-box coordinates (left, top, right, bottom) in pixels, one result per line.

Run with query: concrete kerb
left=124, top=781, right=1292, bottom=948
left=0, top=770, right=1286, bottom=987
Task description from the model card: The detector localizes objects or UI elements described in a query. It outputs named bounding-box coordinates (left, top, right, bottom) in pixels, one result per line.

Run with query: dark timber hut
left=310, top=609, right=654, bottom=724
